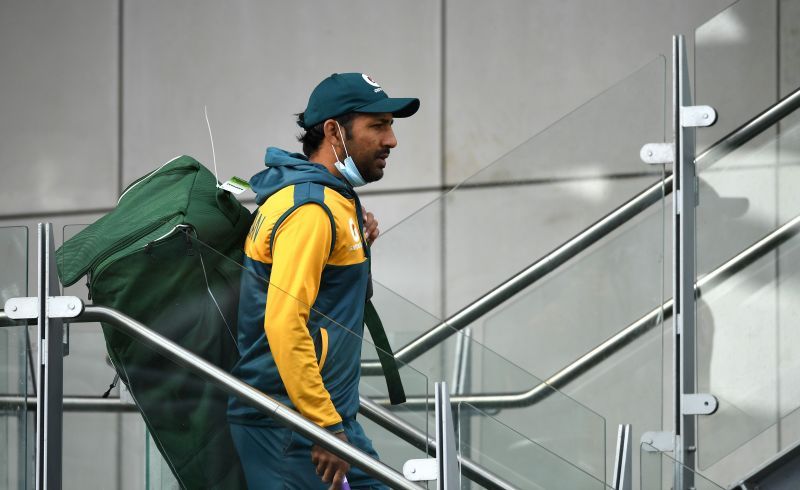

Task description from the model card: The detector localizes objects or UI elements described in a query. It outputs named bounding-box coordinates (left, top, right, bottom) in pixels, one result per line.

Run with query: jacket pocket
left=317, top=327, right=329, bottom=371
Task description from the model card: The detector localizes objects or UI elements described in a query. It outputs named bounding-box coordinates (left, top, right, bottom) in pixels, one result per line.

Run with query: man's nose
left=384, top=127, right=397, bottom=148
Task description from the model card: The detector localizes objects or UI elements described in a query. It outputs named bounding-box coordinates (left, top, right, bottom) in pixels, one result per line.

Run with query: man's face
left=342, top=113, right=397, bottom=183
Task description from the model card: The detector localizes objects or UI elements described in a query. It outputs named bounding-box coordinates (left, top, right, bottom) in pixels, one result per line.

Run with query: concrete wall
left=12, top=0, right=800, bottom=489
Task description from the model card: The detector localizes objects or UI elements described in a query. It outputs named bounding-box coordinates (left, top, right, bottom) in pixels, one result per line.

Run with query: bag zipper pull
left=184, top=230, right=195, bottom=256
left=86, top=270, right=93, bottom=301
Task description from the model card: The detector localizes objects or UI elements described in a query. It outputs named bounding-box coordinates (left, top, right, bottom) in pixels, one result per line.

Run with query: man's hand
left=363, top=209, right=380, bottom=245
left=311, top=431, right=350, bottom=490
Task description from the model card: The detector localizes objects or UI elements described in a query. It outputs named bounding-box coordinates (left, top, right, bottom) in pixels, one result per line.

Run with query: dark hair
left=296, top=112, right=357, bottom=157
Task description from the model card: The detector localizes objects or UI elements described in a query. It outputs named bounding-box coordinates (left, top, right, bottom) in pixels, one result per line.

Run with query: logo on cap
left=361, top=74, right=381, bottom=88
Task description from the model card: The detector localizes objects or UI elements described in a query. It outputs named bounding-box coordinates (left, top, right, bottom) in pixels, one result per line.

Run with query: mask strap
left=335, top=121, right=351, bottom=158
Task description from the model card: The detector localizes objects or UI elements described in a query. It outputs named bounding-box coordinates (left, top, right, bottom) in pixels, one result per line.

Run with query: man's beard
left=355, top=150, right=389, bottom=183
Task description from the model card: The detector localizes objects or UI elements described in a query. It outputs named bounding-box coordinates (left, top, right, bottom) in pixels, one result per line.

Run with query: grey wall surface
left=121, top=0, right=442, bottom=194
left=0, top=0, right=118, bottom=217
left=14, top=0, right=800, bottom=489
left=443, top=0, right=733, bottom=184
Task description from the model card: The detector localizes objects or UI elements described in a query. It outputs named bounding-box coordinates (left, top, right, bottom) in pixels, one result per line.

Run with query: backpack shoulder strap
left=364, top=300, right=406, bottom=405
left=269, top=182, right=337, bottom=257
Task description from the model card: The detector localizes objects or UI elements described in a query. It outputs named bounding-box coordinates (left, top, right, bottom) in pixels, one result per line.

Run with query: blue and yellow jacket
left=227, top=147, right=370, bottom=433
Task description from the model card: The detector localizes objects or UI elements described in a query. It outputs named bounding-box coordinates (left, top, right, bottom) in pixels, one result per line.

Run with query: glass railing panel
left=640, top=443, right=725, bottom=490
left=54, top=55, right=666, bottom=487
left=696, top=231, right=800, bottom=470
left=781, top=402, right=800, bottom=451
left=479, top=194, right=667, bottom=485
left=369, top=280, right=608, bottom=482
left=57, top=229, right=430, bottom=489
left=458, top=403, right=612, bottom=490
left=693, top=100, right=800, bottom=480
left=694, top=0, right=794, bottom=153
left=371, top=56, right=667, bottom=321
left=368, top=57, right=667, bottom=486
left=70, top=227, right=604, bottom=488
left=0, top=226, right=32, bottom=490
left=145, top=432, right=180, bottom=490
left=57, top=224, right=149, bottom=490
left=133, top=344, right=430, bottom=490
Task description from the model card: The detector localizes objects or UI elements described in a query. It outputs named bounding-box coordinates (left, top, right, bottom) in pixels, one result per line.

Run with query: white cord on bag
left=204, top=105, right=219, bottom=184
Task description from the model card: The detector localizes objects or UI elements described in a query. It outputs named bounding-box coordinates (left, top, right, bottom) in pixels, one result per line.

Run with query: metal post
left=36, top=223, right=64, bottom=490
left=402, top=381, right=460, bottom=489
left=451, top=329, right=472, bottom=489
left=673, top=35, right=717, bottom=490
left=612, top=424, right=632, bottom=490
left=641, top=36, right=717, bottom=490
left=673, top=33, right=697, bottom=490
left=436, top=382, right=459, bottom=489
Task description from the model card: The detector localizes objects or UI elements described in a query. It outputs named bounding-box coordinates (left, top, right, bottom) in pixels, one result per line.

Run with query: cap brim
left=355, top=97, right=420, bottom=118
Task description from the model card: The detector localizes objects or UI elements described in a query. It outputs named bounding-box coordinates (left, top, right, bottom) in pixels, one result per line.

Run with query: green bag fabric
left=56, top=155, right=252, bottom=489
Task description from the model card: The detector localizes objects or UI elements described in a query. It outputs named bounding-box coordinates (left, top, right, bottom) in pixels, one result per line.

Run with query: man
left=228, top=73, right=419, bottom=489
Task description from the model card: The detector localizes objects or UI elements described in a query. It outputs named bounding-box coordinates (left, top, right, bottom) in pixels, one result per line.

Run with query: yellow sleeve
left=265, top=203, right=342, bottom=429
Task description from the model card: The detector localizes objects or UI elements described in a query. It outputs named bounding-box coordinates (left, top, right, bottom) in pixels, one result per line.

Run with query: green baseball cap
left=299, top=73, right=420, bottom=129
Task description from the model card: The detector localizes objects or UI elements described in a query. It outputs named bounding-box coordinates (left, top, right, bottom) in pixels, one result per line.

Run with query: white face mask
left=331, top=121, right=367, bottom=187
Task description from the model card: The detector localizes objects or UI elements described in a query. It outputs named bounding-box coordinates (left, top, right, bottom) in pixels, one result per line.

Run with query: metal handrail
left=0, top=314, right=23, bottom=328
left=0, top=395, right=137, bottom=413
left=0, top=393, right=521, bottom=490
left=0, top=307, right=519, bottom=490
left=358, top=396, right=521, bottom=490
left=73, top=306, right=420, bottom=490
left=4, top=214, right=795, bottom=485
left=362, top=84, right=800, bottom=376
left=370, top=213, right=800, bottom=409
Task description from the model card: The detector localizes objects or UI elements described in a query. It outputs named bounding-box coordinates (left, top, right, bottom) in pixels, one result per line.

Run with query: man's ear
left=322, top=119, right=341, bottom=147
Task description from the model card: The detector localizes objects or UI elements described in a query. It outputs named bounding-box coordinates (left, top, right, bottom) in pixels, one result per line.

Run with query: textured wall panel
left=122, top=1, right=441, bottom=192
left=444, top=0, right=734, bottom=185
left=0, top=0, right=119, bottom=216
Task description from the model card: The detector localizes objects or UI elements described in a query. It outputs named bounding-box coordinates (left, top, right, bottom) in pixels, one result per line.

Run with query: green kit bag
left=56, top=155, right=252, bottom=489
